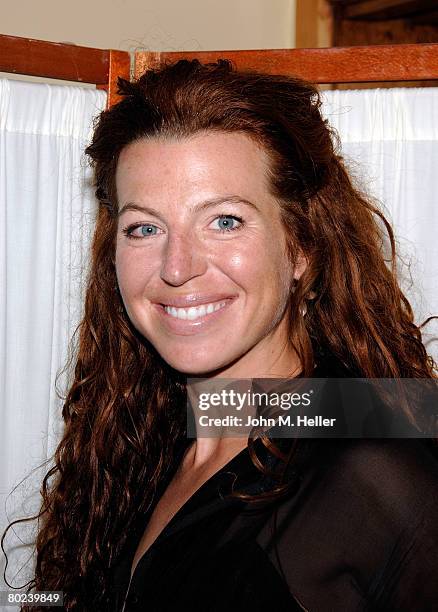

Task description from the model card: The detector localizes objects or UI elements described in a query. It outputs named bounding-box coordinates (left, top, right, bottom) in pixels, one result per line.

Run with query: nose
left=160, top=231, right=208, bottom=286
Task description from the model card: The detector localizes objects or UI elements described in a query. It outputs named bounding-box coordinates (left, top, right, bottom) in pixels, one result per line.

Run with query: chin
left=167, top=359, right=226, bottom=377
left=158, top=349, right=232, bottom=377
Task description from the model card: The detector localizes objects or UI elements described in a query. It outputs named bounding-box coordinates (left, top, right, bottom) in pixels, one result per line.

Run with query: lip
left=152, top=296, right=237, bottom=336
left=154, top=293, right=237, bottom=308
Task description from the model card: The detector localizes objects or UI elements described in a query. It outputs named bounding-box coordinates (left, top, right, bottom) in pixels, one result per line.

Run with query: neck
left=185, top=339, right=303, bottom=469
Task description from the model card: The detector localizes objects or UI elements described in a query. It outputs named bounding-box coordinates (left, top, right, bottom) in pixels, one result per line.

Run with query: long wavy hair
left=3, top=59, right=437, bottom=611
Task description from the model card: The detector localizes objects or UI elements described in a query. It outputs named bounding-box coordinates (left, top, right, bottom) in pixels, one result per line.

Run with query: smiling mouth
left=161, top=300, right=228, bottom=321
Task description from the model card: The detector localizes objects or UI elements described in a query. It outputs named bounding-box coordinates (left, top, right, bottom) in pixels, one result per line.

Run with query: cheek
left=115, top=246, right=156, bottom=296
left=218, top=237, right=289, bottom=291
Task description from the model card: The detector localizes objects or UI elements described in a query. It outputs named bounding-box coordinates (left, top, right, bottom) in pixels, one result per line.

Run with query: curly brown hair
left=2, top=59, right=437, bottom=611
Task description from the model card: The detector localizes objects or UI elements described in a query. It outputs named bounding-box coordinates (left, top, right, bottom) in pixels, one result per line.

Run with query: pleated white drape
left=0, top=79, right=107, bottom=597
left=0, top=80, right=437, bottom=600
left=322, top=87, right=438, bottom=362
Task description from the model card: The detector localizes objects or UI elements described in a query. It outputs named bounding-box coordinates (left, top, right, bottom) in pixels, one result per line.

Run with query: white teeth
left=164, top=301, right=227, bottom=320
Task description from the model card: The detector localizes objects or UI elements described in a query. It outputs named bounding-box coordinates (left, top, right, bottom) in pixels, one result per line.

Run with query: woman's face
left=115, top=132, right=306, bottom=376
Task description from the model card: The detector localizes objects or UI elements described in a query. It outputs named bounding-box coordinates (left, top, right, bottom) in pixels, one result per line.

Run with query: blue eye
left=140, top=225, right=158, bottom=236
left=212, top=215, right=243, bottom=233
left=122, top=223, right=160, bottom=240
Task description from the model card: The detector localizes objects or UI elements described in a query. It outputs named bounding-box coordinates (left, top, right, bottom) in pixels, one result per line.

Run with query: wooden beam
left=0, top=34, right=131, bottom=108
left=0, top=34, right=111, bottom=84
left=134, top=43, right=438, bottom=84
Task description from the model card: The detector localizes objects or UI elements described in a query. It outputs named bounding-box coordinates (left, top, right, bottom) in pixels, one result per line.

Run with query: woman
left=4, top=59, right=438, bottom=611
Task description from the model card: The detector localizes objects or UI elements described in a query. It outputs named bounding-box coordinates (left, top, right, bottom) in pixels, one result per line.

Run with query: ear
left=293, top=251, right=308, bottom=281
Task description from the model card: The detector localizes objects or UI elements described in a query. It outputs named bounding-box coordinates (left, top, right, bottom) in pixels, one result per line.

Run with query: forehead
left=115, top=131, right=273, bottom=205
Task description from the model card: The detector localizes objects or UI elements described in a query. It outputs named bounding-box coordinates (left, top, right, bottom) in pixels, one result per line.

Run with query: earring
left=300, top=290, right=317, bottom=317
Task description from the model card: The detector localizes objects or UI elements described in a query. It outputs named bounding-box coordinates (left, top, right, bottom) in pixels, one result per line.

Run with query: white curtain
left=321, top=87, right=438, bottom=363
left=0, top=79, right=107, bottom=599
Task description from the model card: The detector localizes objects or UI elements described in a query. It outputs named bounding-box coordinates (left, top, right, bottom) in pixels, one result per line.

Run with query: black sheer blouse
left=108, top=355, right=438, bottom=612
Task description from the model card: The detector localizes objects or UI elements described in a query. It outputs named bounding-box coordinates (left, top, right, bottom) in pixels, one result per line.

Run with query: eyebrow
left=117, top=195, right=260, bottom=220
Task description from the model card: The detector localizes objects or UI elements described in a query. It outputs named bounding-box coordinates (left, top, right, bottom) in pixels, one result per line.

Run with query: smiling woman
left=4, top=59, right=438, bottom=611
left=114, top=133, right=301, bottom=377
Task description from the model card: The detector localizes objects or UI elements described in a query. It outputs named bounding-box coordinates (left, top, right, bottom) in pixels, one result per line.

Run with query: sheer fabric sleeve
left=353, top=439, right=438, bottom=610
left=264, top=438, right=438, bottom=611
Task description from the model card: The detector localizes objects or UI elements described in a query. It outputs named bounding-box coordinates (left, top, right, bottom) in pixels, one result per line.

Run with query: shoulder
left=276, top=437, right=438, bottom=530
left=326, top=437, right=438, bottom=481
left=325, top=438, right=438, bottom=609
left=315, top=438, right=438, bottom=522
left=277, top=437, right=438, bottom=572
left=273, top=438, right=438, bottom=608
